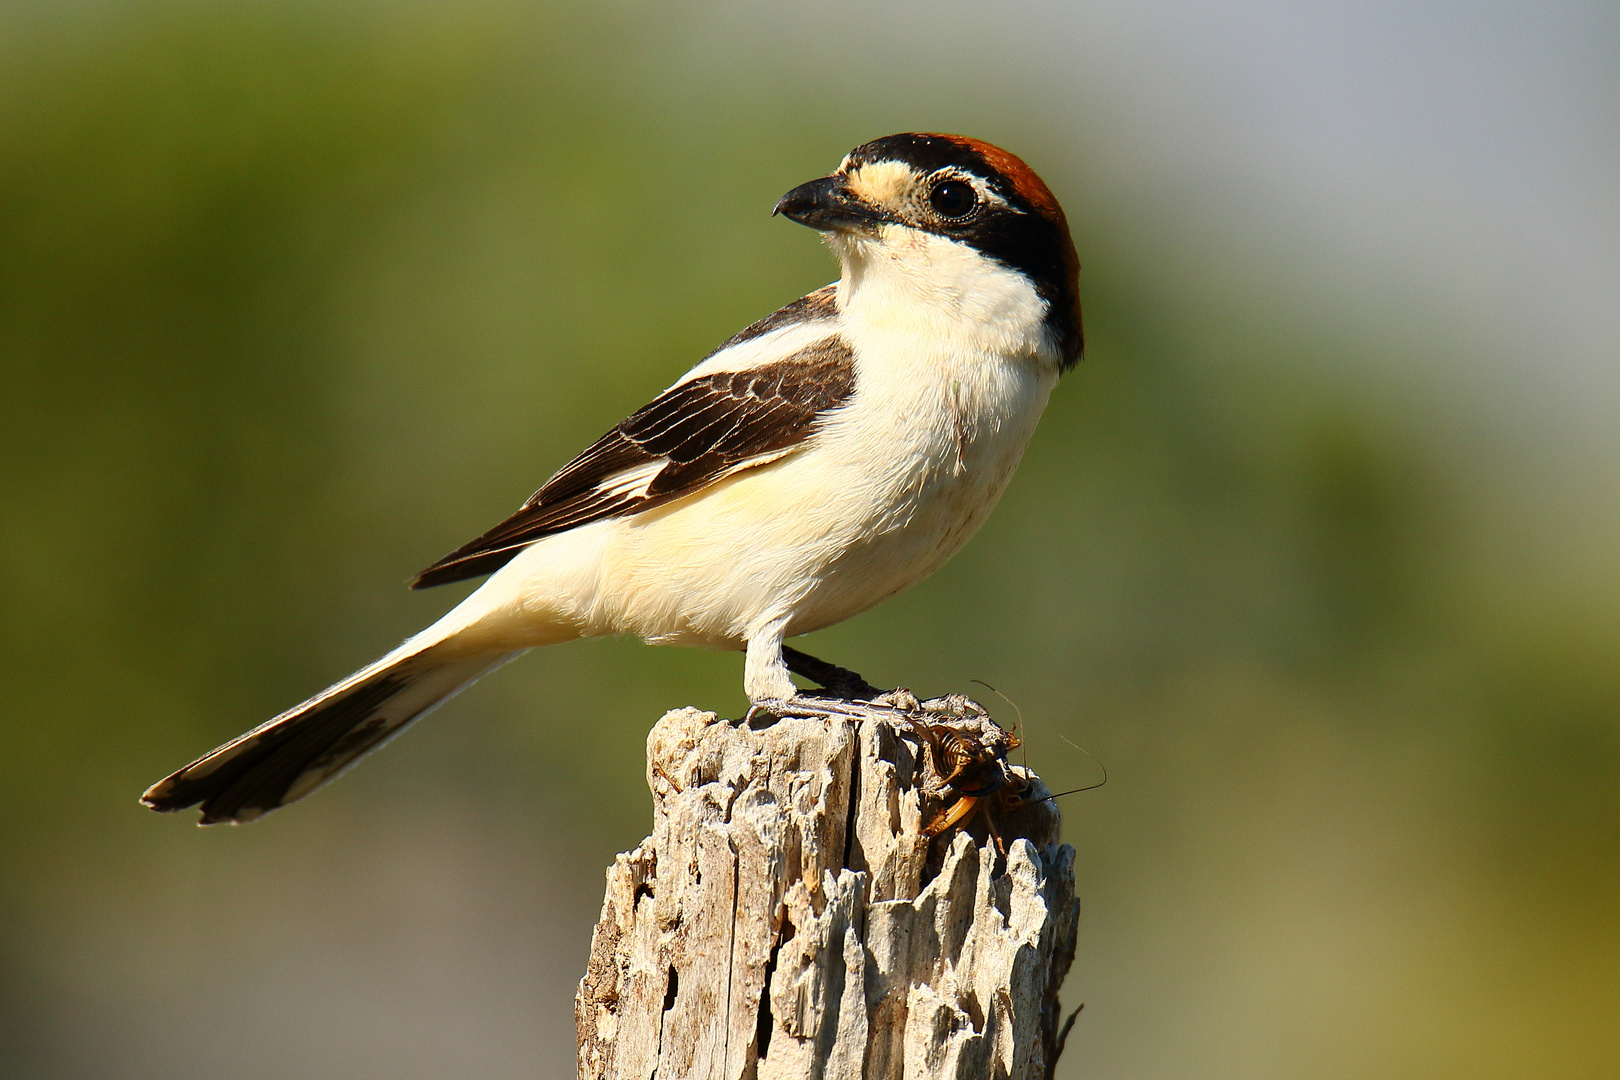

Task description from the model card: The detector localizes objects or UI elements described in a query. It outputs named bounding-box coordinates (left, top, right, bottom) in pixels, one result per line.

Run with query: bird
left=141, top=132, right=1082, bottom=825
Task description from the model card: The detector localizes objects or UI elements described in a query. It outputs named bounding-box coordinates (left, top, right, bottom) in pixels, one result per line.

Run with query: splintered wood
left=576, top=699, right=1080, bottom=1079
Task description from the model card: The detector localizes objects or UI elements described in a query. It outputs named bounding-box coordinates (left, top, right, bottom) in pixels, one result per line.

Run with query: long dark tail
left=142, top=647, right=514, bottom=825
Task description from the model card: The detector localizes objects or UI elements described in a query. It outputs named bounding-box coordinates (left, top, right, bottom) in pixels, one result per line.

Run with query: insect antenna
left=1027, top=734, right=1109, bottom=804
left=969, top=679, right=1027, bottom=770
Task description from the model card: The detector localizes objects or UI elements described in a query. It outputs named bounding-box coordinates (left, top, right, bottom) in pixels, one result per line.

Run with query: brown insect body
left=915, top=719, right=1028, bottom=845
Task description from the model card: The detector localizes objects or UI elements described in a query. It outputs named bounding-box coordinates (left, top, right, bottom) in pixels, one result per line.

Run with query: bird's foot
left=743, top=686, right=995, bottom=726
left=744, top=694, right=881, bottom=724
left=874, top=687, right=921, bottom=712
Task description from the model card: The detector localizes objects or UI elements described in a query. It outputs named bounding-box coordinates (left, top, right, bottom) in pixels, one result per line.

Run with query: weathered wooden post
left=576, top=693, right=1080, bottom=1079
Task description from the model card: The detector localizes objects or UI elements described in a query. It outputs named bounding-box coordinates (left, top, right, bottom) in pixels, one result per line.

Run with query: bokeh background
left=3, top=1, right=1618, bottom=1076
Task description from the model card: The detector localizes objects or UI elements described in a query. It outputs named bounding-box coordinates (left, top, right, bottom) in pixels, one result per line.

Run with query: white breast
left=782, top=230, right=1060, bottom=631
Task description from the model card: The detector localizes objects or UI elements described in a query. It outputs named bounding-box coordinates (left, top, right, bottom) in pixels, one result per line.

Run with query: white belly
left=455, top=347, right=1055, bottom=653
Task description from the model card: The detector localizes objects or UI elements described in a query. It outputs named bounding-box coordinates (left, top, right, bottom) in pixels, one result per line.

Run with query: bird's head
left=775, top=132, right=1082, bottom=369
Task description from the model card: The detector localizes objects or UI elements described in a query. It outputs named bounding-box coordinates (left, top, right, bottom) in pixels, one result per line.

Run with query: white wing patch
left=592, top=458, right=669, bottom=500
left=679, top=316, right=842, bottom=385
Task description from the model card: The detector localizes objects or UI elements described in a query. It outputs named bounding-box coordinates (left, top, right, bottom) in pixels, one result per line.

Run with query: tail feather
left=143, top=649, right=515, bottom=825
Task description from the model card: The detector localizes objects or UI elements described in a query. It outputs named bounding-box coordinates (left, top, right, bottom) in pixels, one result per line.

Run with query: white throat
left=829, top=225, right=1060, bottom=371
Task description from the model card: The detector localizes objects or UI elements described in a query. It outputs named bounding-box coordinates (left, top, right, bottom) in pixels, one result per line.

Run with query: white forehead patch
left=844, top=160, right=920, bottom=206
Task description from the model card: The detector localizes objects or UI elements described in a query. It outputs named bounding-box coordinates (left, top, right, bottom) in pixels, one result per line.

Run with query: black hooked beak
left=773, top=175, right=881, bottom=231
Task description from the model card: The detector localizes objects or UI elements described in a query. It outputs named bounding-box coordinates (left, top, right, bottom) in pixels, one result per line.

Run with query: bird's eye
left=928, top=179, right=978, bottom=219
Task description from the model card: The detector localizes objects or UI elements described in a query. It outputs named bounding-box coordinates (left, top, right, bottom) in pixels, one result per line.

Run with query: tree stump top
left=577, top=699, right=1079, bottom=1080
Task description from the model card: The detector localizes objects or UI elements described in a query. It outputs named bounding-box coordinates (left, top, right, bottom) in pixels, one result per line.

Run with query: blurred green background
left=3, top=1, right=1618, bottom=1077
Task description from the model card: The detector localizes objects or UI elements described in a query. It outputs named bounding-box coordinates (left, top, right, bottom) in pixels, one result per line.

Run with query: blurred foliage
left=1, top=2, right=1617, bottom=1078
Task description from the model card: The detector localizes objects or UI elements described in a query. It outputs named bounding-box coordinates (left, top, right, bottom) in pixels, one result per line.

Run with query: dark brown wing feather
left=412, top=333, right=855, bottom=589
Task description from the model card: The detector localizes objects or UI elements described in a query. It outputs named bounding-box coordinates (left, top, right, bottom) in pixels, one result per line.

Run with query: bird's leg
left=781, top=646, right=880, bottom=700
left=744, top=618, right=799, bottom=709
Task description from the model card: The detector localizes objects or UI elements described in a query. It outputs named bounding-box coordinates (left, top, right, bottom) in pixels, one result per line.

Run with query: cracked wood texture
left=576, top=703, right=1079, bottom=1079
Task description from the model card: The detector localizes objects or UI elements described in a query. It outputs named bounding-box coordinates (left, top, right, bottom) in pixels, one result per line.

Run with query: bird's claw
left=874, top=687, right=921, bottom=712
left=744, top=694, right=899, bottom=723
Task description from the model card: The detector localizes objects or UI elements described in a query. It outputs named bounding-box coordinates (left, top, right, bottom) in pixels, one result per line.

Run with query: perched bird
left=142, top=132, right=1082, bottom=825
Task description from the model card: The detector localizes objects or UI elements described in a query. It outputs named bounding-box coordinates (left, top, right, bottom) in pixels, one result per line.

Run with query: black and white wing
left=412, top=287, right=851, bottom=589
